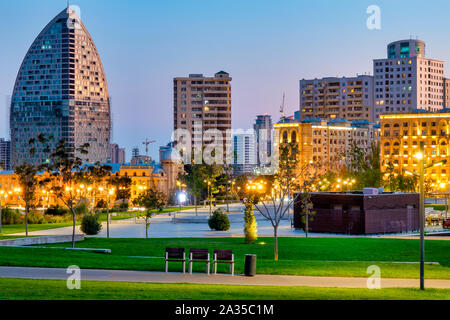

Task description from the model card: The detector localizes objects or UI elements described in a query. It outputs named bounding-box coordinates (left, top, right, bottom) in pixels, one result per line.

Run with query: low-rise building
left=294, top=192, right=419, bottom=234
left=380, top=111, right=450, bottom=188
left=274, top=118, right=380, bottom=175
left=0, top=151, right=183, bottom=208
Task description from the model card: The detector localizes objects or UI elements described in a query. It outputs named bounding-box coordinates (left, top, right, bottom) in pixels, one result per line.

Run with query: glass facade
left=10, top=7, right=110, bottom=167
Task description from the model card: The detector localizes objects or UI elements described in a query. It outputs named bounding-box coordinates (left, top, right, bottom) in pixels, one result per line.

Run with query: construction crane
left=280, top=92, right=286, bottom=120
left=142, top=138, right=156, bottom=156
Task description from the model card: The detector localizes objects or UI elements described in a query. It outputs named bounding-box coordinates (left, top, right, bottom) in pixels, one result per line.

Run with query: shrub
left=44, top=205, right=68, bottom=216
left=1, top=207, right=23, bottom=225
left=119, top=202, right=129, bottom=211
left=27, top=211, right=45, bottom=224
left=208, top=208, right=230, bottom=231
left=75, top=203, right=89, bottom=215
left=44, top=214, right=70, bottom=224
left=80, top=214, right=102, bottom=235
left=96, top=199, right=107, bottom=209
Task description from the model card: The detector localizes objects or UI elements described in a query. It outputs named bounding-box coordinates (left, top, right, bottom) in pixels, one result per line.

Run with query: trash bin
left=244, top=254, right=257, bottom=276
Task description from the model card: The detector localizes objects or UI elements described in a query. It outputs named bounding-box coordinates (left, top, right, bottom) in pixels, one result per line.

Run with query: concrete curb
left=0, top=235, right=85, bottom=246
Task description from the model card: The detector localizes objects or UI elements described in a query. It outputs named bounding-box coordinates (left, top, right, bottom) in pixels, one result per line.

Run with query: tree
left=14, top=163, right=39, bottom=236
left=198, top=164, right=223, bottom=217
left=345, top=141, right=381, bottom=189
left=14, top=134, right=49, bottom=236
left=133, top=187, right=167, bottom=238
left=38, top=136, right=91, bottom=248
left=179, top=164, right=205, bottom=216
left=109, top=176, right=132, bottom=208
left=252, top=142, right=320, bottom=260
left=297, top=192, right=316, bottom=238
left=243, top=195, right=258, bottom=244
left=87, top=163, right=112, bottom=210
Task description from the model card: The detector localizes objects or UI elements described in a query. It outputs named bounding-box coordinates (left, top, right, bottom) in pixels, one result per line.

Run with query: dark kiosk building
left=294, top=192, right=420, bottom=235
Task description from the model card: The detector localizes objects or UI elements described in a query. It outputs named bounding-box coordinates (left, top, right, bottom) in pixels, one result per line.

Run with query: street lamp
left=0, top=186, right=3, bottom=234
left=403, top=141, right=447, bottom=290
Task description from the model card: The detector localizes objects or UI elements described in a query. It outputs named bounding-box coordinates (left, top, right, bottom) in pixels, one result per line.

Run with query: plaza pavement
left=0, top=266, right=449, bottom=289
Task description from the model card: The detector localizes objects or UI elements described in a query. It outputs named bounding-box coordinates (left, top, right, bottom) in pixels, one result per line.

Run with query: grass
left=0, top=222, right=73, bottom=235
left=0, top=278, right=449, bottom=300
left=0, top=237, right=450, bottom=279
left=425, top=204, right=447, bottom=211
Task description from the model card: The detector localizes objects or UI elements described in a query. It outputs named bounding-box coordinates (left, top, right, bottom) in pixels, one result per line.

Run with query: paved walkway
left=1, top=266, right=450, bottom=289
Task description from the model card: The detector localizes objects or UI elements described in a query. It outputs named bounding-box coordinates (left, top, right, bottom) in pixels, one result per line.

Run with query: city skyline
left=3, top=0, right=450, bottom=160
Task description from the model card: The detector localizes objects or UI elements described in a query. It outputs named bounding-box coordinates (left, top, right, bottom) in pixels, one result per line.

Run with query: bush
left=1, top=207, right=23, bottom=225
left=208, top=208, right=230, bottom=231
left=75, top=203, right=89, bottom=215
left=44, top=205, right=68, bottom=216
left=80, top=214, right=102, bottom=235
left=44, top=214, right=71, bottom=224
left=96, top=199, right=107, bottom=209
left=27, top=211, right=45, bottom=224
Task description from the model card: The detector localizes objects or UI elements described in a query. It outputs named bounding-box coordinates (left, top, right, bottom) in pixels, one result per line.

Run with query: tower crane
left=280, top=92, right=286, bottom=120
left=142, top=139, right=156, bottom=156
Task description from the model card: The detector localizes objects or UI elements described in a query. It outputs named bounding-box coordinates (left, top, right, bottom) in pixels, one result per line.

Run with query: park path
left=1, top=266, right=450, bottom=289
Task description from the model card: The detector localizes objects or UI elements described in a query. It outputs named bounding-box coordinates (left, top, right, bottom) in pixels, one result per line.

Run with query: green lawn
left=0, top=237, right=449, bottom=279
left=0, top=207, right=196, bottom=235
left=0, top=223, right=73, bottom=235
left=0, top=278, right=448, bottom=300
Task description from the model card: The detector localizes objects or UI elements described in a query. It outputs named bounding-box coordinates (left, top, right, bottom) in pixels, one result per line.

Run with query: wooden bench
left=165, top=248, right=186, bottom=273
left=213, top=249, right=234, bottom=275
left=188, top=248, right=210, bottom=275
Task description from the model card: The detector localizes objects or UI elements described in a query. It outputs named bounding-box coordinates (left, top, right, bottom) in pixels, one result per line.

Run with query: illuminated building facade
left=380, top=111, right=450, bottom=189
left=274, top=118, right=380, bottom=175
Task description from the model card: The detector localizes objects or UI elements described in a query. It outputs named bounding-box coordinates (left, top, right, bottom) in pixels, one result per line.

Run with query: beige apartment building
left=300, top=75, right=374, bottom=122
left=373, top=40, right=445, bottom=120
left=173, top=72, right=232, bottom=162
left=274, top=119, right=380, bottom=175
left=380, top=112, right=450, bottom=188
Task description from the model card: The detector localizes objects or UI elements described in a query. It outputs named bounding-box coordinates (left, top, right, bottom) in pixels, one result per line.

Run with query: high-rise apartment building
left=373, top=39, right=445, bottom=120
left=233, top=133, right=257, bottom=175
left=173, top=72, right=232, bottom=163
left=253, top=114, right=273, bottom=166
left=300, top=75, right=374, bottom=122
left=108, top=143, right=126, bottom=164
left=0, top=139, right=11, bottom=170
left=10, top=7, right=111, bottom=167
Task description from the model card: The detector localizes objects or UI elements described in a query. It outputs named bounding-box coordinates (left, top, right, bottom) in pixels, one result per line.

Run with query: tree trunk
left=305, top=211, right=309, bottom=238
left=145, top=219, right=149, bottom=239
left=209, top=189, right=212, bottom=217
left=70, top=207, right=76, bottom=248
left=25, top=203, right=29, bottom=237
left=274, top=226, right=278, bottom=261
left=194, top=186, right=198, bottom=216
left=226, top=186, right=229, bottom=213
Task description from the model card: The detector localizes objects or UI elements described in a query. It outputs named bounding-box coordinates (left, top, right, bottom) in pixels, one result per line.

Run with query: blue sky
left=1, top=0, right=450, bottom=160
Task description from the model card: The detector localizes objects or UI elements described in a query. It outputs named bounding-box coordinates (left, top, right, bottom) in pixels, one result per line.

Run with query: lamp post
left=404, top=141, right=446, bottom=290
left=0, top=186, right=3, bottom=234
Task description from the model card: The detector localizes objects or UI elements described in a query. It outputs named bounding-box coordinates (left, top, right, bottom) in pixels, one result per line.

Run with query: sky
left=2, top=0, right=450, bottom=160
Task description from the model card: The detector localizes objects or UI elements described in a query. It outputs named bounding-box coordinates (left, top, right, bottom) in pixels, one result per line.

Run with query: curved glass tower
left=10, top=7, right=110, bottom=167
